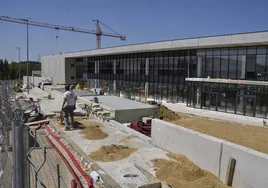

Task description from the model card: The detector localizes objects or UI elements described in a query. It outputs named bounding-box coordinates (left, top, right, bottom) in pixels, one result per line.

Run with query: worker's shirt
left=63, top=91, right=76, bottom=106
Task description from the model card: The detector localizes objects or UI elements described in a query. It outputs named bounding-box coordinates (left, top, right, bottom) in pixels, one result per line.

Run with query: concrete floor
left=63, top=124, right=169, bottom=188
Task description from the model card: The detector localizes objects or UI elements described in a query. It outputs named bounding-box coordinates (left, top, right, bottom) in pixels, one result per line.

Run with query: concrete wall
left=41, top=55, right=65, bottom=84
left=220, top=142, right=268, bottom=188
left=151, top=119, right=223, bottom=176
left=115, top=108, right=160, bottom=123
left=151, top=119, right=268, bottom=188
left=65, top=58, right=76, bottom=84
left=43, top=31, right=268, bottom=59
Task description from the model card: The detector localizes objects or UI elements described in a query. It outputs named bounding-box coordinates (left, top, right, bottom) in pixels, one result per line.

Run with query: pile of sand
left=89, top=144, right=136, bottom=162
left=152, top=153, right=229, bottom=188
left=160, top=105, right=181, bottom=121
left=79, top=126, right=108, bottom=140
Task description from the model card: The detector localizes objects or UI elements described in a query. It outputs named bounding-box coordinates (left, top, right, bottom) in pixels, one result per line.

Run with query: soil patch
left=89, top=144, right=136, bottom=162
left=119, top=136, right=137, bottom=143
left=170, top=112, right=268, bottom=154
left=160, top=105, right=181, bottom=121
left=79, top=126, right=108, bottom=140
left=152, top=153, right=228, bottom=188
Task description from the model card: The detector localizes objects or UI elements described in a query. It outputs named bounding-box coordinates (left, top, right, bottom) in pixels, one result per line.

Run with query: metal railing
left=0, top=81, right=17, bottom=188
left=0, top=81, right=72, bottom=188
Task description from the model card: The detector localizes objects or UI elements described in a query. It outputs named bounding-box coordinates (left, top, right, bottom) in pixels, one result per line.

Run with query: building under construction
left=42, top=30, right=268, bottom=119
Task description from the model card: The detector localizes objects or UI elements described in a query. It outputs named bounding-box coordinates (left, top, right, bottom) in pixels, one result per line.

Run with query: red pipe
left=71, top=179, right=77, bottom=188
left=45, top=136, right=83, bottom=188
left=44, top=123, right=93, bottom=188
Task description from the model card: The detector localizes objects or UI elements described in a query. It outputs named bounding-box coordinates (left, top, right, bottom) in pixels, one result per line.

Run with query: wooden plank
left=225, top=158, right=236, bottom=186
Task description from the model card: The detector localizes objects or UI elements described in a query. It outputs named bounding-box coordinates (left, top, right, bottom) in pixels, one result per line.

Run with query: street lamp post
left=26, top=19, right=29, bottom=94
left=16, top=47, right=20, bottom=81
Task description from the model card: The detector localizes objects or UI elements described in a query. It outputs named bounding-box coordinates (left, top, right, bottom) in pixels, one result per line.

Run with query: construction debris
left=89, top=144, right=136, bottom=162
left=152, top=153, right=229, bottom=188
left=13, top=86, right=23, bottom=93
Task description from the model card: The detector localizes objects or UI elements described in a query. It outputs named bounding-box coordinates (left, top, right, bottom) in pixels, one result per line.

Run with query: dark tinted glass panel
left=256, top=55, right=266, bottom=81
left=221, top=56, right=228, bottom=78
left=229, top=56, right=237, bottom=79
left=246, top=55, right=256, bottom=80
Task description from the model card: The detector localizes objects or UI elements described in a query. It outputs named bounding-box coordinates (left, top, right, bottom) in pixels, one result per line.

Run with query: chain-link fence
left=0, top=82, right=15, bottom=188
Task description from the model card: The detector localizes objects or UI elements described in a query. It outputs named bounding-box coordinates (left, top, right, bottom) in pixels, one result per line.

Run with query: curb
left=49, top=122, right=121, bottom=188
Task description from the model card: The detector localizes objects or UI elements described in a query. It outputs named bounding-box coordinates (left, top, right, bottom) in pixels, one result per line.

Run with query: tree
left=3, top=59, right=9, bottom=79
left=9, top=62, right=17, bottom=80
left=0, top=59, right=3, bottom=80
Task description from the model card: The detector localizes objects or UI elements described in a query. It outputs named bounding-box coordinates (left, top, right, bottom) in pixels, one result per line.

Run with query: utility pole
left=23, top=19, right=29, bottom=94
left=16, top=47, right=20, bottom=80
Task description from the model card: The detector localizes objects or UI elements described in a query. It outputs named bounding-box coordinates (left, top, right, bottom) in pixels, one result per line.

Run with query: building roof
left=45, top=30, right=268, bottom=58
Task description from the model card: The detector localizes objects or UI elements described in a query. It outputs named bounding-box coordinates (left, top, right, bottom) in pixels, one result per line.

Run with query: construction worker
left=61, top=85, right=77, bottom=131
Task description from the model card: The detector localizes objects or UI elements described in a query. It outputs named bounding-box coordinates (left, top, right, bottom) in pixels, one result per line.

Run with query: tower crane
left=0, top=16, right=126, bottom=49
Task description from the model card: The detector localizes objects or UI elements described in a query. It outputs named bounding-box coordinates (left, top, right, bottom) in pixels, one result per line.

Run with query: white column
left=94, top=61, right=99, bottom=88
left=196, top=57, right=203, bottom=105
left=241, top=55, right=246, bottom=79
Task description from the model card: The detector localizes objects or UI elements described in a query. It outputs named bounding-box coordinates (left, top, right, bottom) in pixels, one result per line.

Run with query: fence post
left=12, top=117, right=28, bottom=188
left=23, top=124, right=30, bottom=188
left=12, top=120, right=24, bottom=188
left=57, top=164, right=60, bottom=188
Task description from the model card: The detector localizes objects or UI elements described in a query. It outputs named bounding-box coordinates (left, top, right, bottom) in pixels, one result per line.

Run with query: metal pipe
left=57, top=164, right=60, bottom=188
left=27, top=19, right=29, bottom=94
left=16, top=47, right=20, bottom=80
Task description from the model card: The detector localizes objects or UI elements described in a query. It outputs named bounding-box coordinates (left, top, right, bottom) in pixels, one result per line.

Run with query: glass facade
left=76, top=45, right=268, bottom=118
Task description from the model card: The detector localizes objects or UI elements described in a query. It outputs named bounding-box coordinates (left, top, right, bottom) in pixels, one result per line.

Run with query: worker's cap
left=65, top=85, right=70, bottom=91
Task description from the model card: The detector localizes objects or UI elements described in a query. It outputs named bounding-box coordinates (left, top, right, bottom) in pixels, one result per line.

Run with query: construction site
left=1, top=15, right=268, bottom=188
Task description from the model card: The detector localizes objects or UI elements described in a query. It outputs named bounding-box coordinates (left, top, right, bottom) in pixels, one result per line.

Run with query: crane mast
left=0, top=16, right=126, bottom=49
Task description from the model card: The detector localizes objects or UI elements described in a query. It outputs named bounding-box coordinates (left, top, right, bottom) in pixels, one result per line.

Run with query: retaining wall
left=151, top=119, right=223, bottom=176
left=104, top=120, right=151, bottom=143
left=220, top=142, right=268, bottom=188
left=151, top=119, right=268, bottom=188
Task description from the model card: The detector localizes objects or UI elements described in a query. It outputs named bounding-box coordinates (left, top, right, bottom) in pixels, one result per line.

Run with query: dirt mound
left=152, top=153, right=228, bottom=188
left=160, top=105, right=181, bottom=121
left=89, top=144, right=136, bottom=162
left=79, top=126, right=108, bottom=140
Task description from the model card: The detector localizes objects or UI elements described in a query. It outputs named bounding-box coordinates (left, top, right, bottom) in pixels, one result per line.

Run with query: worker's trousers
left=62, top=105, right=75, bottom=128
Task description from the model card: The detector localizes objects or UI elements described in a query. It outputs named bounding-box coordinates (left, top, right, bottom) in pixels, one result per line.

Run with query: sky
left=0, top=0, right=268, bottom=62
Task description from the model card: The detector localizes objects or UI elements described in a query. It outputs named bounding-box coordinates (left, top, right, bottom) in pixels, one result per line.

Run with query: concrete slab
left=80, top=96, right=155, bottom=110
left=164, top=102, right=263, bottom=127
left=60, top=123, right=170, bottom=188
left=53, top=88, right=95, bottom=97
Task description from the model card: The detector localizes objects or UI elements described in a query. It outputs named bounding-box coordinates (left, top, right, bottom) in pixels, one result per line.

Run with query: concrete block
left=220, top=142, right=268, bottom=188
left=151, top=119, right=223, bottom=176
